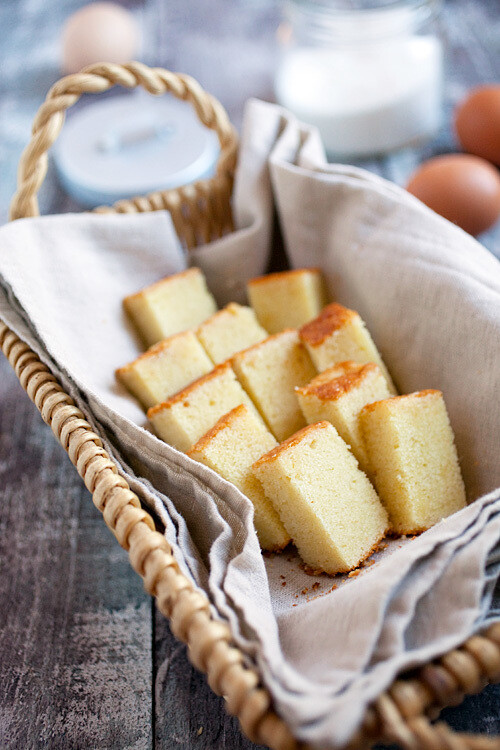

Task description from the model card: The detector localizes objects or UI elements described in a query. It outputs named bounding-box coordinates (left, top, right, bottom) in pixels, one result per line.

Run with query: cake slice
left=188, top=405, right=290, bottom=551
left=359, top=390, right=466, bottom=534
left=116, top=331, right=213, bottom=410
left=247, top=268, right=328, bottom=334
left=299, top=303, right=396, bottom=394
left=147, top=362, right=262, bottom=452
left=252, top=421, right=388, bottom=574
left=196, top=303, right=268, bottom=364
left=296, top=361, right=391, bottom=474
left=231, top=329, right=317, bottom=442
left=124, top=267, right=217, bottom=347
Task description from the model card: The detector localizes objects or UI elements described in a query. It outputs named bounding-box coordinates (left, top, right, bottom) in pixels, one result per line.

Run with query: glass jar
left=275, top=0, right=443, bottom=159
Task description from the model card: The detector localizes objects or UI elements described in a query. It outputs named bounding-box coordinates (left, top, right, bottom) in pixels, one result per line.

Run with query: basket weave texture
left=3, top=61, right=500, bottom=750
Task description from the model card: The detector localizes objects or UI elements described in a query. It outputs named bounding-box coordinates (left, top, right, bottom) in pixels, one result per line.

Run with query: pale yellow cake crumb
left=252, top=421, right=388, bottom=574
left=124, top=267, right=217, bottom=347
left=359, top=390, right=467, bottom=534
left=196, top=303, right=268, bottom=364
left=188, top=405, right=290, bottom=551
left=231, top=329, right=317, bottom=442
left=296, top=361, right=391, bottom=473
left=299, top=303, right=396, bottom=394
left=116, top=331, right=213, bottom=410
left=147, top=362, right=262, bottom=452
left=247, top=268, right=328, bottom=334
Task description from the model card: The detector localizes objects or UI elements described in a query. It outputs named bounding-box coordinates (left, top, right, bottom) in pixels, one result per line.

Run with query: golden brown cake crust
left=292, top=534, right=388, bottom=577
left=340, top=536, right=388, bottom=576
left=230, top=328, right=298, bottom=363
left=187, top=404, right=247, bottom=456
left=296, top=362, right=378, bottom=401
left=115, top=332, right=194, bottom=377
left=247, top=268, right=322, bottom=287
left=147, top=362, right=232, bottom=417
left=197, top=302, right=243, bottom=328
left=124, top=268, right=200, bottom=304
left=410, top=388, right=441, bottom=398
left=299, top=303, right=357, bottom=346
left=252, top=421, right=331, bottom=468
left=360, top=389, right=442, bottom=416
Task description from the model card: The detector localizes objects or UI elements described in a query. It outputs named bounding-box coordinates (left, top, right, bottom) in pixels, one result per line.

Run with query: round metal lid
left=53, top=91, right=220, bottom=208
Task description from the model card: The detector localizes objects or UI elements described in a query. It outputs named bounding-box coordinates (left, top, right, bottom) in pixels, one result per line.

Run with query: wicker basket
left=3, top=61, right=500, bottom=750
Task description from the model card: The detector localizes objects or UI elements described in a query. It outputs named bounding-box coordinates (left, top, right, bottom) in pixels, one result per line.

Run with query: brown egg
left=455, top=86, right=500, bottom=166
left=406, top=154, right=500, bottom=236
left=62, top=2, right=139, bottom=75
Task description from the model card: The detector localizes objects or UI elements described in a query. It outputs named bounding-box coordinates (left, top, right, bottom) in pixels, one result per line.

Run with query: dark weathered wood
left=154, top=608, right=266, bottom=750
left=441, top=684, right=500, bottom=735
left=0, top=358, right=152, bottom=750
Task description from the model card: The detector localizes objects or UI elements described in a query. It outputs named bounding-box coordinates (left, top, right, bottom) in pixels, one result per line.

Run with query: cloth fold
left=1, top=99, right=499, bottom=748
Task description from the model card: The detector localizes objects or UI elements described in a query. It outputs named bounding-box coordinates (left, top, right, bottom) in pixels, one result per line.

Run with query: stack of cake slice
left=360, top=390, right=466, bottom=533
left=196, top=302, right=268, bottom=364
left=247, top=268, right=328, bottom=333
left=300, top=303, right=397, bottom=394
left=116, top=331, right=213, bottom=410
left=116, top=265, right=467, bottom=569
left=188, top=405, right=290, bottom=551
left=124, top=267, right=217, bottom=346
left=253, top=421, right=389, bottom=574
left=119, top=269, right=273, bottom=411
left=296, top=361, right=391, bottom=474
left=147, top=362, right=263, bottom=452
left=231, top=329, right=317, bottom=441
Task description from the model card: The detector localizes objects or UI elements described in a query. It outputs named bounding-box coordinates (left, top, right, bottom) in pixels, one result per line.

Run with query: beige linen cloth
left=1, top=99, right=500, bottom=748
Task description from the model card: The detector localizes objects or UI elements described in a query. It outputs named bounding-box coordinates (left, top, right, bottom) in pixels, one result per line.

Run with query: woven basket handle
left=9, top=61, right=238, bottom=239
left=376, top=712, right=500, bottom=750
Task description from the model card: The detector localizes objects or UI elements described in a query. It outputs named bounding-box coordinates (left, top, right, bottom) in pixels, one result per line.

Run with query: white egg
left=62, top=2, right=140, bottom=75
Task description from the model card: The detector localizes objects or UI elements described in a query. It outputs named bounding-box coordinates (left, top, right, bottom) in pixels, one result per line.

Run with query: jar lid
left=53, top=91, right=220, bottom=208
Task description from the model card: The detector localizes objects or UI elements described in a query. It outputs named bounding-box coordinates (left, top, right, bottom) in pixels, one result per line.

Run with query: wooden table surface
left=1, top=1, right=499, bottom=748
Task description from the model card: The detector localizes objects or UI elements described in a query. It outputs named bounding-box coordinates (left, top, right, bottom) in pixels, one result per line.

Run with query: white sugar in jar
left=275, top=0, right=443, bottom=159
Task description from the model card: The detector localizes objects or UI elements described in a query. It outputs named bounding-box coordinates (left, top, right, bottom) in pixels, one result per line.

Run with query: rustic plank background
left=0, top=1, right=499, bottom=748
